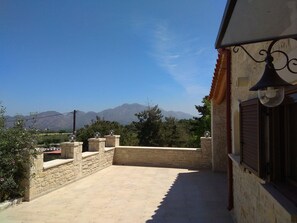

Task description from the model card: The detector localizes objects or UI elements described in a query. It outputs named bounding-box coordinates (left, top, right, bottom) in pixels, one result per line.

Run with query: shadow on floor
left=146, top=170, right=233, bottom=223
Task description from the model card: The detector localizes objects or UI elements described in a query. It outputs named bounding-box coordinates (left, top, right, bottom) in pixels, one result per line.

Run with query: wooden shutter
left=240, top=98, right=265, bottom=177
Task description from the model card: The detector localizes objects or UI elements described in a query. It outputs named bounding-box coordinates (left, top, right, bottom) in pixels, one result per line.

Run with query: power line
left=5, top=111, right=73, bottom=123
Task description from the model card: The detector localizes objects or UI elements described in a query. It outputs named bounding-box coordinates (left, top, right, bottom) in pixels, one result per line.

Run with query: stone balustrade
left=24, top=136, right=118, bottom=201
left=25, top=136, right=212, bottom=201
left=114, top=137, right=212, bottom=169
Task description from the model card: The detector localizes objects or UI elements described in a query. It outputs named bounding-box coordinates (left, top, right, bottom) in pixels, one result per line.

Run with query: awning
left=216, top=0, right=297, bottom=49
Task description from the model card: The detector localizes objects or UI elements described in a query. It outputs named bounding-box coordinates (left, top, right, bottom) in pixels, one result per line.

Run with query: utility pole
left=73, top=110, right=76, bottom=135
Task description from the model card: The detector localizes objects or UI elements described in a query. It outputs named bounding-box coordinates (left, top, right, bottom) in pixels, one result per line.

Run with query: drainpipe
left=225, top=49, right=234, bottom=210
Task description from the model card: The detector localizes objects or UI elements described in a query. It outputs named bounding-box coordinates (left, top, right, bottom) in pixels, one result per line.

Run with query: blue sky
left=1, top=0, right=226, bottom=116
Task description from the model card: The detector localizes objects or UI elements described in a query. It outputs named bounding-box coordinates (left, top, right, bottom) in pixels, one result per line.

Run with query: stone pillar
left=24, top=150, right=43, bottom=201
left=60, top=142, right=83, bottom=161
left=105, top=135, right=120, bottom=147
left=61, top=142, right=83, bottom=178
left=200, top=137, right=212, bottom=162
left=88, top=138, right=106, bottom=152
left=33, top=151, right=44, bottom=173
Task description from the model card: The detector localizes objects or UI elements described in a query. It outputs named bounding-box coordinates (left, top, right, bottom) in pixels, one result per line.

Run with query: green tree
left=176, top=119, right=197, bottom=147
left=76, top=117, right=123, bottom=150
left=120, top=123, right=139, bottom=146
left=134, top=105, right=163, bottom=146
left=0, top=105, right=37, bottom=202
left=191, top=96, right=211, bottom=146
left=76, top=117, right=138, bottom=148
left=162, top=117, right=179, bottom=147
left=37, top=133, right=69, bottom=148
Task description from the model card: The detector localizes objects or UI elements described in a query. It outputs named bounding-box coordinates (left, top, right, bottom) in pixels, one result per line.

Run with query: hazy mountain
left=5, top=103, right=194, bottom=131
left=97, top=103, right=148, bottom=124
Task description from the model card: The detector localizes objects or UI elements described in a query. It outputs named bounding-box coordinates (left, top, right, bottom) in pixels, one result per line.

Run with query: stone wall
left=25, top=137, right=117, bottom=201
left=231, top=157, right=297, bottom=223
left=25, top=135, right=212, bottom=201
left=81, top=149, right=114, bottom=176
left=211, top=98, right=227, bottom=172
left=27, top=154, right=76, bottom=201
left=113, top=137, right=212, bottom=169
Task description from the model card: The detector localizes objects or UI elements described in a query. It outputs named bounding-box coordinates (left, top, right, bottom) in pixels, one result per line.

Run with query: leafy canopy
left=0, top=105, right=37, bottom=202
left=191, top=96, right=211, bottom=146
left=134, top=105, right=163, bottom=146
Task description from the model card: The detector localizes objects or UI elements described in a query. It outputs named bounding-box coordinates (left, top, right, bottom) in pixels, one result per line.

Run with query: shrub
left=0, top=106, right=37, bottom=202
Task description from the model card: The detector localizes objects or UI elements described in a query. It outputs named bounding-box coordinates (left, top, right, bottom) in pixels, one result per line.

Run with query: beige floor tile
left=0, top=165, right=233, bottom=223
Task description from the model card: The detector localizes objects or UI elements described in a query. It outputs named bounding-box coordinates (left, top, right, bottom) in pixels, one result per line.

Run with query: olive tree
left=0, top=105, right=37, bottom=202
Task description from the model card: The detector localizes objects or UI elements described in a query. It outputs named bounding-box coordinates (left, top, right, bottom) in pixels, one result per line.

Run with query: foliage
left=119, top=123, right=139, bottom=146
left=0, top=99, right=210, bottom=202
left=76, top=117, right=138, bottom=149
left=161, top=117, right=179, bottom=147
left=175, top=119, right=198, bottom=148
left=0, top=105, right=37, bottom=202
left=76, top=101, right=211, bottom=149
left=37, top=133, right=69, bottom=148
left=134, top=105, right=163, bottom=146
left=191, top=96, right=211, bottom=146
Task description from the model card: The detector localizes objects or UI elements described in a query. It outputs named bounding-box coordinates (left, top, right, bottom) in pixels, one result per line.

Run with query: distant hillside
left=5, top=103, right=194, bottom=131
left=97, top=103, right=147, bottom=124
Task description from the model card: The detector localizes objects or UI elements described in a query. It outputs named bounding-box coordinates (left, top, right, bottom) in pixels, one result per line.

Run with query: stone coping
left=262, top=183, right=297, bottom=218
left=43, top=159, right=74, bottom=170
left=82, top=152, right=99, bottom=158
left=116, top=146, right=200, bottom=151
left=229, top=153, right=265, bottom=183
left=105, top=147, right=115, bottom=151
left=228, top=153, right=240, bottom=166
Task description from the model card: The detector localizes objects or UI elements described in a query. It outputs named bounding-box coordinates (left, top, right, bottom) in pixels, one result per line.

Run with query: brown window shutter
left=240, top=98, right=265, bottom=177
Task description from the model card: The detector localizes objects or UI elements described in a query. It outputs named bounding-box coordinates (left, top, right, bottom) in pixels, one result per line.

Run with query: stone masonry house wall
left=211, top=98, right=227, bottom=172
left=228, top=39, right=297, bottom=223
left=209, top=51, right=228, bottom=172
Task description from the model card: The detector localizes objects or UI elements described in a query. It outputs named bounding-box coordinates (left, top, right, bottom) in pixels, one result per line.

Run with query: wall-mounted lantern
left=233, top=39, right=296, bottom=107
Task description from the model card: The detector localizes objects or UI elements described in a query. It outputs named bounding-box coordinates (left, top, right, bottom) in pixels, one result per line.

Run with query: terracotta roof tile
left=209, top=49, right=228, bottom=104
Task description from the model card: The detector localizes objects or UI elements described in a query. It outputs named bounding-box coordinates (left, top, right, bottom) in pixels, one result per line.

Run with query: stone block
left=105, top=135, right=120, bottom=147
left=61, top=142, right=83, bottom=161
left=88, top=138, right=106, bottom=152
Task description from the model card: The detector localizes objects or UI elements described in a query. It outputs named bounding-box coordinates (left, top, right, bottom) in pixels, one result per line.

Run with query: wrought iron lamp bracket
left=233, top=39, right=297, bottom=74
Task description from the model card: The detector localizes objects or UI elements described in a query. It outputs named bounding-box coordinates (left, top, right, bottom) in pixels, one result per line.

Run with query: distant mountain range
left=5, top=103, right=194, bottom=131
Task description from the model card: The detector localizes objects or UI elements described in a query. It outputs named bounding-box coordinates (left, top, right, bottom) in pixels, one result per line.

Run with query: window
left=240, top=88, right=297, bottom=204
left=271, top=92, right=297, bottom=204
left=286, top=97, right=297, bottom=183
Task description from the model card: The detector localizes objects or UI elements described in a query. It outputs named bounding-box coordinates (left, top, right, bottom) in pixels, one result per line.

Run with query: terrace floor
left=0, top=166, right=233, bottom=223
